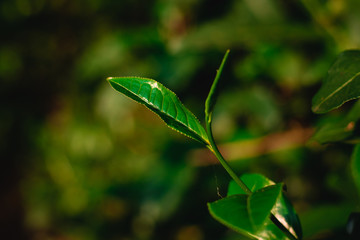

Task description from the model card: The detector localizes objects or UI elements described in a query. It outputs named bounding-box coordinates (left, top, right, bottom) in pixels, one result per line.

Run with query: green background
left=1, top=0, right=360, bottom=239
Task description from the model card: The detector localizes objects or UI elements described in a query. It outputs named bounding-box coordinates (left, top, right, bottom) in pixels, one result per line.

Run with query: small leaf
left=227, top=174, right=302, bottom=240
left=205, top=50, right=230, bottom=123
left=312, top=50, right=360, bottom=113
left=107, top=77, right=209, bottom=145
left=208, top=184, right=284, bottom=240
left=351, top=144, right=360, bottom=195
left=312, top=100, right=360, bottom=144
left=312, top=120, right=356, bottom=144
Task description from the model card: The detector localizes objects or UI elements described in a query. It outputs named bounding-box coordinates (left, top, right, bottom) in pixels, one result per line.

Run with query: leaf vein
left=315, top=71, right=360, bottom=111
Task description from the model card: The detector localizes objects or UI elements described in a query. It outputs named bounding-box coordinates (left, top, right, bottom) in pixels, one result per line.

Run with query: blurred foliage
left=1, top=0, right=360, bottom=239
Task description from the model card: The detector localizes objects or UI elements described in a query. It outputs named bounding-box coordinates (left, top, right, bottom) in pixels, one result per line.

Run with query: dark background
left=1, top=0, right=360, bottom=239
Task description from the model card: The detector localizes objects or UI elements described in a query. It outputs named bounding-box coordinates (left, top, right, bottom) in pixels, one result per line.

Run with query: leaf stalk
left=205, top=120, right=252, bottom=195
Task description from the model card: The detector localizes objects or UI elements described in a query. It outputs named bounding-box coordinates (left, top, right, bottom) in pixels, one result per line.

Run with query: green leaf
left=312, top=100, right=360, bottom=144
left=227, top=174, right=302, bottom=240
left=300, top=204, right=353, bottom=239
left=208, top=184, right=284, bottom=240
left=351, top=144, right=360, bottom=195
left=107, top=77, right=209, bottom=145
left=205, top=50, right=230, bottom=123
left=312, top=50, right=360, bottom=113
left=228, top=173, right=275, bottom=195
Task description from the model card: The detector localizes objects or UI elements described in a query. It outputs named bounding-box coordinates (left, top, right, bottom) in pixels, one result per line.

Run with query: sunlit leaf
left=107, top=77, right=209, bottom=145
left=228, top=173, right=274, bottom=195
left=228, top=174, right=302, bottom=240
left=208, top=184, right=284, bottom=240
left=312, top=50, right=360, bottom=113
left=205, top=50, right=230, bottom=124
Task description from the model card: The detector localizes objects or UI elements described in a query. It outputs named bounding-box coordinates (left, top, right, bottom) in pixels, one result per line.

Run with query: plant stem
left=205, top=118, right=252, bottom=195
left=206, top=120, right=298, bottom=240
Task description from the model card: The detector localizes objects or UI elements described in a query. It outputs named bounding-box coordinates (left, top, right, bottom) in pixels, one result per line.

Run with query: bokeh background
left=1, top=0, right=360, bottom=239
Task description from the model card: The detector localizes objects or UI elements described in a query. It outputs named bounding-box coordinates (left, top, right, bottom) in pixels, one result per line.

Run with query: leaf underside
left=107, top=77, right=209, bottom=145
left=312, top=50, right=360, bottom=114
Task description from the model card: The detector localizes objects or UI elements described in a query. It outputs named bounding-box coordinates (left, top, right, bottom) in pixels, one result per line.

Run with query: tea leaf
left=108, top=77, right=209, bottom=145
left=312, top=100, right=360, bottom=144
left=312, top=50, right=360, bottom=113
left=208, top=184, right=287, bottom=240
left=227, top=174, right=302, bottom=240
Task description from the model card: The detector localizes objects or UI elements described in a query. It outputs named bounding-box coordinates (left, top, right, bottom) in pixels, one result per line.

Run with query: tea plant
left=107, top=48, right=360, bottom=239
left=107, top=50, right=302, bottom=240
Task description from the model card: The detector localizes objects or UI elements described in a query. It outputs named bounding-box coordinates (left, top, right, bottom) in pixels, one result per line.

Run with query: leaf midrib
left=109, top=77, right=208, bottom=144
left=313, top=71, right=360, bottom=112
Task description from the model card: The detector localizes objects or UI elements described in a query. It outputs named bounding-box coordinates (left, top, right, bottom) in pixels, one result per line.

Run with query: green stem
left=206, top=118, right=298, bottom=240
left=205, top=117, right=252, bottom=195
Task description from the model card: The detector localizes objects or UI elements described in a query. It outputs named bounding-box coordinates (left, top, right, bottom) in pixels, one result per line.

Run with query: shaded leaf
left=300, top=204, right=353, bottom=239
left=208, top=184, right=284, bottom=240
left=107, top=77, right=209, bottom=145
left=228, top=174, right=302, bottom=240
left=346, top=212, right=360, bottom=239
left=312, top=50, right=360, bottom=113
left=312, top=100, right=360, bottom=144
left=205, top=50, right=230, bottom=123
left=351, top=144, right=360, bottom=195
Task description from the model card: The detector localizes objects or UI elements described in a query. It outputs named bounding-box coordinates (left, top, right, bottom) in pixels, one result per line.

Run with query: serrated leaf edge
left=107, top=76, right=209, bottom=145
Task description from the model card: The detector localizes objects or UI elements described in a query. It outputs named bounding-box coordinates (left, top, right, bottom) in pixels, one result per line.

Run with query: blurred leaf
left=312, top=50, right=360, bottom=113
left=312, top=100, right=360, bottom=144
left=217, top=86, right=282, bottom=133
left=351, top=144, right=360, bottom=195
left=208, top=184, right=285, bottom=240
left=107, top=77, right=209, bottom=145
left=300, top=204, right=353, bottom=239
left=346, top=212, right=360, bottom=239
left=228, top=174, right=302, bottom=240
left=205, top=50, right=229, bottom=123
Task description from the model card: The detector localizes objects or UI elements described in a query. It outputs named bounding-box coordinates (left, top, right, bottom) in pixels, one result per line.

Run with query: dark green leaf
left=300, top=204, right=353, bottom=239
left=228, top=173, right=274, bottom=195
left=228, top=174, right=302, bottom=240
left=208, top=184, right=284, bottom=240
left=107, top=77, right=209, bottom=145
left=312, top=50, right=360, bottom=113
left=351, top=144, right=360, bottom=195
left=205, top=50, right=230, bottom=123
left=312, top=100, right=360, bottom=144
